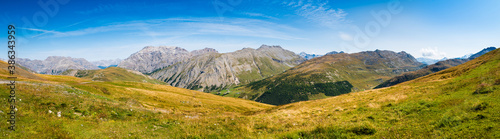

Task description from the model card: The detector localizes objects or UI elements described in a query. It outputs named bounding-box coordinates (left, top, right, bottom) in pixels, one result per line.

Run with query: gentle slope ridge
left=150, top=45, right=305, bottom=92
left=235, top=49, right=423, bottom=105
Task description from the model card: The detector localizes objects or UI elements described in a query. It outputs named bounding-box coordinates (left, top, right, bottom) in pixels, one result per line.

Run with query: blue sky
left=2, top=0, right=499, bottom=61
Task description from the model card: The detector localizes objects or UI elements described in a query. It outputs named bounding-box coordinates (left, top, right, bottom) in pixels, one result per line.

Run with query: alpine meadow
left=2, top=0, right=500, bottom=138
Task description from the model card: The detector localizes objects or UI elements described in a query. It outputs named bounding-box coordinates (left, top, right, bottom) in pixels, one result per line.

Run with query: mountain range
left=149, top=45, right=305, bottom=92
left=91, top=59, right=122, bottom=69
left=376, top=47, right=497, bottom=89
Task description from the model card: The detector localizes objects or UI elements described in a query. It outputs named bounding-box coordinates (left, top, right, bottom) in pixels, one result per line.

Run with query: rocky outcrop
left=17, top=56, right=99, bottom=75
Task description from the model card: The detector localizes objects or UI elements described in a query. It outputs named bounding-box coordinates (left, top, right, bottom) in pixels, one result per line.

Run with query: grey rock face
left=118, top=46, right=218, bottom=74
left=149, top=45, right=305, bottom=91
left=17, top=56, right=99, bottom=75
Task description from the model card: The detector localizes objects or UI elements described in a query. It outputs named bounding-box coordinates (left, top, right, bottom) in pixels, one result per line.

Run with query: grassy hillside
left=233, top=50, right=423, bottom=105
left=375, top=58, right=469, bottom=89
left=61, top=67, right=165, bottom=84
left=150, top=45, right=305, bottom=92
left=0, top=49, right=498, bottom=138
left=0, top=65, right=272, bottom=138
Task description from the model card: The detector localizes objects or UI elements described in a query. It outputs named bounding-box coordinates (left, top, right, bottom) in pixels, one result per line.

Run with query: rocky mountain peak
left=46, top=56, right=69, bottom=59
left=191, top=48, right=218, bottom=56
left=92, top=59, right=122, bottom=69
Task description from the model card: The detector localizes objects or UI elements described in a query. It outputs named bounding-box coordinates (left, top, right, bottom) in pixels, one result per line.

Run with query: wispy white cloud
left=283, top=0, right=347, bottom=28
left=420, top=47, right=446, bottom=59
left=27, top=18, right=304, bottom=40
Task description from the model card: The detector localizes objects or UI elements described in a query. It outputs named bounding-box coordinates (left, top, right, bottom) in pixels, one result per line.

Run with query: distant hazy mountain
left=118, top=46, right=216, bottom=74
left=417, top=46, right=497, bottom=65
left=17, top=56, right=99, bottom=75
left=238, top=49, right=423, bottom=105
left=299, top=51, right=344, bottom=60
left=458, top=53, right=473, bottom=59
left=91, top=59, right=122, bottom=69
left=325, top=51, right=344, bottom=55
left=468, top=47, right=497, bottom=60
left=0, top=60, right=44, bottom=80
left=299, top=52, right=322, bottom=60
left=375, top=46, right=497, bottom=89
left=149, top=45, right=306, bottom=92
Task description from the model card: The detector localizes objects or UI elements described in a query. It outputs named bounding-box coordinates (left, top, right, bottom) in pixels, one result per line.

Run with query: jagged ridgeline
left=119, top=45, right=306, bottom=92
left=0, top=48, right=498, bottom=138
left=239, top=50, right=424, bottom=105
left=375, top=47, right=497, bottom=89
